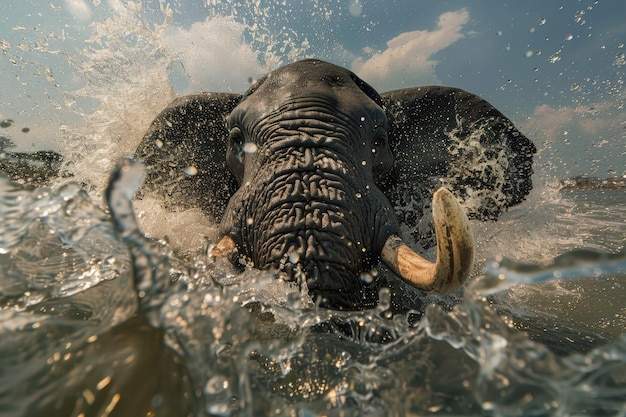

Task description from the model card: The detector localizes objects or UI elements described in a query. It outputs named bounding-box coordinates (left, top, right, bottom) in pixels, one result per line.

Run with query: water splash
left=0, top=175, right=130, bottom=309
left=59, top=2, right=178, bottom=189
left=46, top=0, right=320, bottom=193
left=1, top=161, right=626, bottom=416
left=104, top=158, right=626, bottom=415
left=419, top=251, right=626, bottom=416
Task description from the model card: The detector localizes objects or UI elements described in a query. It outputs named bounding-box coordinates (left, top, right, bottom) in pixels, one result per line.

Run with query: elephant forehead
left=243, top=81, right=370, bottom=111
left=231, top=61, right=384, bottom=124
left=263, top=60, right=359, bottom=91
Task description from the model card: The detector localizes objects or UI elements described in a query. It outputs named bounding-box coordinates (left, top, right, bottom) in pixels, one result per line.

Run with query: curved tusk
left=381, top=187, right=474, bottom=293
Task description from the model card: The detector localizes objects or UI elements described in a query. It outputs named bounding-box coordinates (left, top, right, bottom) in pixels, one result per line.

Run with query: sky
left=1, top=0, right=625, bottom=179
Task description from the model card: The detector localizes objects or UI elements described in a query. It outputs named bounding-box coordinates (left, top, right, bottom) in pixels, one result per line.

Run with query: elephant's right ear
left=378, top=87, right=536, bottom=248
left=135, top=92, right=241, bottom=222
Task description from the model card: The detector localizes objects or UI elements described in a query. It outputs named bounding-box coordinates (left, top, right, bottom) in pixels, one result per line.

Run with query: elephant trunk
left=218, top=145, right=399, bottom=310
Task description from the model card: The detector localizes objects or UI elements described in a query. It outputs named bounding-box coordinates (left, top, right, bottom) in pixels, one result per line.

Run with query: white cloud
left=525, top=101, right=623, bottom=144
left=352, top=9, right=470, bottom=92
left=522, top=99, right=626, bottom=176
left=65, top=0, right=92, bottom=21
left=162, top=17, right=265, bottom=93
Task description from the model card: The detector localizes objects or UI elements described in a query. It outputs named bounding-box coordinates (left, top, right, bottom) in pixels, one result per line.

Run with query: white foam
left=134, top=196, right=219, bottom=255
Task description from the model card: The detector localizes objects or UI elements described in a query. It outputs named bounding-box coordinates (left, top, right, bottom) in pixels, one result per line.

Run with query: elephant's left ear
left=378, top=87, right=536, bottom=247
left=135, top=92, right=241, bottom=222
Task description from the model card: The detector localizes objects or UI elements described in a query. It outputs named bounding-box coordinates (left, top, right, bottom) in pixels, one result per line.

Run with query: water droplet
left=574, top=10, right=586, bottom=25
left=204, top=374, right=231, bottom=416
left=565, top=34, right=573, bottom=41
left=205, top=375, right=229, bottom=394
left=183, top=165, right=198, bottom=176
left=496, top=30, right=503, bottom=36
left=360, top=272, right=374, bottom=284
left=246, top=217, right=254, bottom=225
left=288, top=251, right=300, bottom=264
left=96, top=376, right=112, bottom=390
left=243, top=142, right=257, bottom=153
left=549, top=52, right=561, bottom=63
left=82, top=389, right=96, bottom=405
left=151, top=394, right=164, bottom=408
left=355, top=192, right=362, bottom=198
left=539, top=18, right=547, bottom=25
left=348, top=0, right=362, bottom=17
left=525, top=50, right=534, bottom=58
left=377, top=287, right=391, bottom=310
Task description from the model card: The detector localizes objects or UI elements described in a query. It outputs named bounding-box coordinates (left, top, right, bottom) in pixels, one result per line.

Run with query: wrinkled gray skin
left=136, top=59, right=536, bottom=310
left=220, top=62, right=400, bottom=308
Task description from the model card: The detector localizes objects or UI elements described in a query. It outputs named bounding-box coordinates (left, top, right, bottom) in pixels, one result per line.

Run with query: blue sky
left=1, top=0, right=624, bottom=179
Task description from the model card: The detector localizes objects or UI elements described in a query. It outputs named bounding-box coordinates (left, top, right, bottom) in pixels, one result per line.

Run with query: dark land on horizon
left=560, top=175, right=626, bottom=191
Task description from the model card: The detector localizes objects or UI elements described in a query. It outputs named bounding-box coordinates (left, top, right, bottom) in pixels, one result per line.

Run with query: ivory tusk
left=210, top=235, right=237, bottom=259
left=381, top=187, right=474, bottom=293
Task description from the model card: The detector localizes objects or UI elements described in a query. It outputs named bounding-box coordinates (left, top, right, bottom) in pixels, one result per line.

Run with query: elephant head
left=135, top=59, right=535, bottom=310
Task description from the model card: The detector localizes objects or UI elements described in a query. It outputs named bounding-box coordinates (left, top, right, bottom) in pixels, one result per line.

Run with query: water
left=1, top=2, right=626, bottom=416
left=1, top=160, right=625, bottom=416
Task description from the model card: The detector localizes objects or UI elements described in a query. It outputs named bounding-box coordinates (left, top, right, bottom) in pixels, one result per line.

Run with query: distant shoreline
left=560, top=175, right=626, bottom=191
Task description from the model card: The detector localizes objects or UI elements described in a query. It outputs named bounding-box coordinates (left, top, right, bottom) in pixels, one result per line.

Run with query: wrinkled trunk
left=219, top=144, right=399, bottom=309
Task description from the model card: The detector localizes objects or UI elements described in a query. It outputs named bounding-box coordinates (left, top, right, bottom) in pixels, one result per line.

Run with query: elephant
left=135, top=59, right=536, bottom=311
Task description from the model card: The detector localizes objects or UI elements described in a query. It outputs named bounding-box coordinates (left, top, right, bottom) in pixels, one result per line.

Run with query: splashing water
left=1, top=158, right=625, bottom=416
left=3, top=0, right=316, bottom=191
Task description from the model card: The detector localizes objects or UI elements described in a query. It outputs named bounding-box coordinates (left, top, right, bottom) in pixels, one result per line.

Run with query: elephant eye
left=229, top=127, right=244, bottom=149
left=228, top=127, right=246, bottom=164
left=372, top=129, right=388, bottom=150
